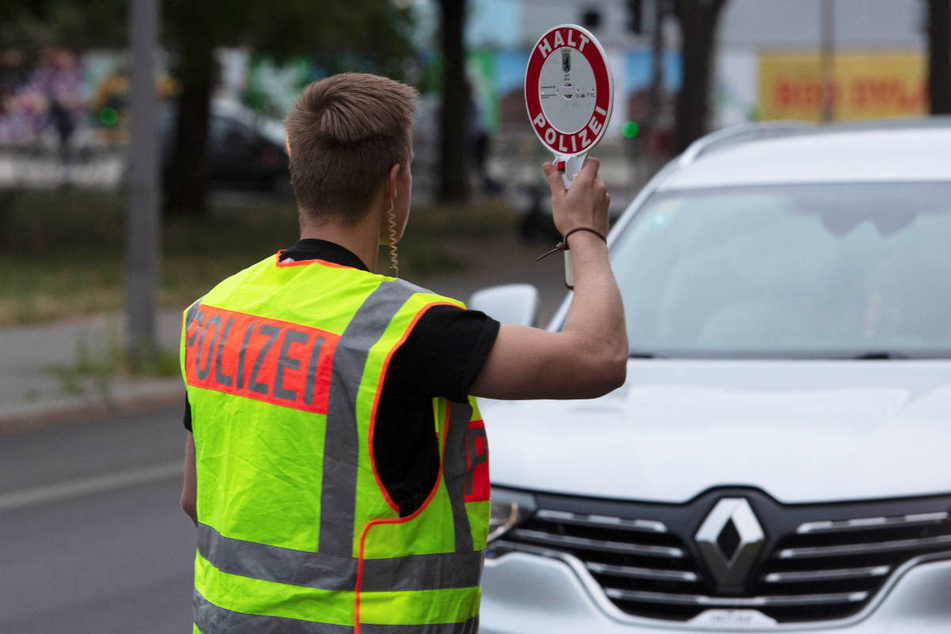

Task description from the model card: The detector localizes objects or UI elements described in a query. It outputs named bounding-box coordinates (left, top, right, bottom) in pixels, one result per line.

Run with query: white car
left=472, top=120, right=951, bottom=633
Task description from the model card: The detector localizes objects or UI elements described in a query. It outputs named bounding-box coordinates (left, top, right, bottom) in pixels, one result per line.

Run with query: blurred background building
left=0, top=0, right=942, bottom=196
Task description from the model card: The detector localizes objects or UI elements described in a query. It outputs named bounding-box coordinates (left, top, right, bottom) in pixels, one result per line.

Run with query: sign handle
left=555, top=153, right=586, bottom=288
left=564, top=250, right=575, bottom=289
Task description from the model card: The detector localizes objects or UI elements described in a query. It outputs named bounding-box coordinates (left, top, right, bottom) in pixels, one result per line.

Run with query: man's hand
left=543, top=157, right=610, bottom=238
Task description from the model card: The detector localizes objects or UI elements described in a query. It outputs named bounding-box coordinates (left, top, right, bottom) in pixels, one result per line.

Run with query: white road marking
left=0, top=462, right=182, bottom=511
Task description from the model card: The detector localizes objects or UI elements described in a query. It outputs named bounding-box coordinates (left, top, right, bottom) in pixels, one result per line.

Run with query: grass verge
left=45, top=332, right=181, bottom=397
left=0, top=188, right=516, bottom=327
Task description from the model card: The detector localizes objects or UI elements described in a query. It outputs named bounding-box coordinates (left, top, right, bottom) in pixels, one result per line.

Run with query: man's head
left=285, top=73, right=417, bottom=226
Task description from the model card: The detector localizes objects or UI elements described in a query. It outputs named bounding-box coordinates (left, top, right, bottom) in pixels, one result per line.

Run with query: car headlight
left=488, top=486, right=536, bottom=544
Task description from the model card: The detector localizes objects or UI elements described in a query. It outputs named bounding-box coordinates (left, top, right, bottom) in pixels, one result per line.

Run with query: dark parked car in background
left=160, top=100, right=290, bottom=194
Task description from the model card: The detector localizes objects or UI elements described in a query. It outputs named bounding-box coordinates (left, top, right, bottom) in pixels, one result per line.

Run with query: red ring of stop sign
left=525, top=24, right=612, bottom=157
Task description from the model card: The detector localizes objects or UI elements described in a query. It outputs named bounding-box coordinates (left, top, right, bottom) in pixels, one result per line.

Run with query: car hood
left=480, top=360, right=951, bottom=504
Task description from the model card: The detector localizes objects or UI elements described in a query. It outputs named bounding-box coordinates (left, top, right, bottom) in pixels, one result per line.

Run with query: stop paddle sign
left=525, top=24, right=614, bottom=187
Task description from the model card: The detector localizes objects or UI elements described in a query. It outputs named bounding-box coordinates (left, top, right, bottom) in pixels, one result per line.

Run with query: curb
left=0, top=381, right=185, bottom=436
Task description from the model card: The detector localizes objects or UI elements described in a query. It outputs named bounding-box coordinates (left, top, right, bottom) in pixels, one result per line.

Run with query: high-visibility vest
left=180, top=253, right=491, bottom=633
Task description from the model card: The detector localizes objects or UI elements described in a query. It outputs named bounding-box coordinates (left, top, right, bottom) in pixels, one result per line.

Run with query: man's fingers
left=576, top=156, right=601, bottom=184
left=544, top=157, right=601, bottom=192
left=542, top=162, right=565, bottom=199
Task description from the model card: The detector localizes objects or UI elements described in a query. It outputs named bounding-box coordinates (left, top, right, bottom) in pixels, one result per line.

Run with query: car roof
left=659, top=119, right=951, bottom=190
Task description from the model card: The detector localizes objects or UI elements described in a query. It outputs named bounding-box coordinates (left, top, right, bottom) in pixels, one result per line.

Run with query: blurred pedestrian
left=180, top=72, right=626, bottom=633
left=47, top=98, right=75, bottom=163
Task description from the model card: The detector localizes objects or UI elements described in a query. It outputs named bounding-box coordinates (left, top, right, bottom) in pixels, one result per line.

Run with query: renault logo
left=695, top=498, right=764, bottom=589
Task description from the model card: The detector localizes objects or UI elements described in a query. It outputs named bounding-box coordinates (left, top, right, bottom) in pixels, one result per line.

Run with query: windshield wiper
left=629, top=351, right=660, bottom=359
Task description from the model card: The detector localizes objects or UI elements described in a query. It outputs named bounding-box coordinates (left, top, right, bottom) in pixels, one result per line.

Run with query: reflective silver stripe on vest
left=360, top=549, right=484, bottom=592
left=319, top=279, right=426, bottom=556
left=361, top=615, right=479, bottom=634
left=441, top=401, right=475, bottom=553
left=194, top=589, right=353, bottom=634
left=196, top=589, right=478, bottom=634
left=198, top=523, right=483, bottom=592
left=199, top=523, right=356, bottom=590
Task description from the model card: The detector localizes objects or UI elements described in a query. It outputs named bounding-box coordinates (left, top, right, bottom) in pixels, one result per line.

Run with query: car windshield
left=609, top=182, right=951, bottom=359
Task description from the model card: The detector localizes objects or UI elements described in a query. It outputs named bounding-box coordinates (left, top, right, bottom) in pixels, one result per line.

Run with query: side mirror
left=468, top=284, right=539, bottom=327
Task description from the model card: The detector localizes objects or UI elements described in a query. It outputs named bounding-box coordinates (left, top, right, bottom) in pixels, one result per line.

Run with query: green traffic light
left=622, top=120, right=640, bottom=139
left=99, top=107, right=119, bottom=126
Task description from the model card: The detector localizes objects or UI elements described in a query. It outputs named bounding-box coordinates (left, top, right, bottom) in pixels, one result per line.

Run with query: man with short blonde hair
left=181, top=72, right=626, bottom=633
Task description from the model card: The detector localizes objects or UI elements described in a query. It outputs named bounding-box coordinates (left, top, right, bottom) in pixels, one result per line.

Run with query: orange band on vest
left=184, top=304, right=339, bottom=414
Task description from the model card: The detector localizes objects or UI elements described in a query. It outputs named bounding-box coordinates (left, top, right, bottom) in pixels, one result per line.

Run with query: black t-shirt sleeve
left=385, top=304, right=500, bottom=404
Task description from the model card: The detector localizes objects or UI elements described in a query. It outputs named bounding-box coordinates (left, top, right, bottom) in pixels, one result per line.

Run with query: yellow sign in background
left=759, top=51, right=926, bottom=121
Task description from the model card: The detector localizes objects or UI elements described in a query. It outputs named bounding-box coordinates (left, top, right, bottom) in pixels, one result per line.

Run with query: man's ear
left=384, top=163, right=400, bottom=199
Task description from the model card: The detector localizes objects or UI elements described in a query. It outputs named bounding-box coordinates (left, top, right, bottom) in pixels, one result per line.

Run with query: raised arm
left=469, top=158, right=627, bottom=400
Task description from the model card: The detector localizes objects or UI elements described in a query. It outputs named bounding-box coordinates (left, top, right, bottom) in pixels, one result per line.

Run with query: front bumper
left=479, top=551, right=951, bottom=633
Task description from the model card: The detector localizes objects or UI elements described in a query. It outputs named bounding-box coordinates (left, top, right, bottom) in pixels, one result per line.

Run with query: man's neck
left=299, top=218, right=380, bottom=273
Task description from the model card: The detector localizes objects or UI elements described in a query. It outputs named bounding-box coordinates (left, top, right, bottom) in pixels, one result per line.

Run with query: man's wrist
left=564, top=226, right=607, bottom=248
left=536, top=225, right=606, bottom=262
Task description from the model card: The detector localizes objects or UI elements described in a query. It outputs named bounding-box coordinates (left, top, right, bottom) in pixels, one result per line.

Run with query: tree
left=162, top=0, right=416, bottom=215
left=672, top=0, right=729, bottom=154
left=437, top=0, right=470, bottom=203
left=928, top=0, right=951, bottom=114
left=0, top=0, right=125, bottom=73
left=0, top=0, right=125, bottom=48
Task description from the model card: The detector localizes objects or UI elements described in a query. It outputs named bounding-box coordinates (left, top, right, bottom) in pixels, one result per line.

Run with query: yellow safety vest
left=181, top=253, right=490, bottom=633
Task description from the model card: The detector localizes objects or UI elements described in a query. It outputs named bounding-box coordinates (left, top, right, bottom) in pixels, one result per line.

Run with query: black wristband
left=563, top=226, right=607, bottom=245
left=535, top=226, right=607, bottom=261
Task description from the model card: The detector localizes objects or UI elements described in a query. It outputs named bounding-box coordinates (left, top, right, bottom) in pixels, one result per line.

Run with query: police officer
left=180, top=73, right=626, bottom=633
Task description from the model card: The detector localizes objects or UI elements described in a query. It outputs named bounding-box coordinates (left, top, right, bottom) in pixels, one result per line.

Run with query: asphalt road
left=0, top=407, right=196, bottom=633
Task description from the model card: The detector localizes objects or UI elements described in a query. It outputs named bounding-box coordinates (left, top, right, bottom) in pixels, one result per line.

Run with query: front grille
left=760, top=511, right=951, bottom=622
left=507, top=510, right=705, bottom=621
left=494, top=491, right=951, bottom=624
